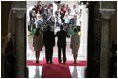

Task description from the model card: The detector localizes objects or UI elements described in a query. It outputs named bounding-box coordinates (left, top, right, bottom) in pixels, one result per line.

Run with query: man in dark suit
left=55, top=25, right=70, bottom=63
left=43, top=25, right=55, bottom=64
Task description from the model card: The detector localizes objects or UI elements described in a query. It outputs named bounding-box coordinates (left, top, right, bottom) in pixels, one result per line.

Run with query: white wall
left=78, top=6, right=88, bottom=61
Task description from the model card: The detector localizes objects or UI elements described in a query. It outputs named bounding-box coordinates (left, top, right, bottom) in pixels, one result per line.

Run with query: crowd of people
left=28, top=1, right=82, bottom=34
left=33, top=25, right=80, bottom=64
left=28, top=1, right=54, bottom=32
left=54, top=2, right=82, bottom=27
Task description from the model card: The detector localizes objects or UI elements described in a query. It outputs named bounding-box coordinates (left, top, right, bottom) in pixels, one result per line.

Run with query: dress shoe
left=63, top=61, right=66, bottom=64
left=50, top=61, right=53, bottom=64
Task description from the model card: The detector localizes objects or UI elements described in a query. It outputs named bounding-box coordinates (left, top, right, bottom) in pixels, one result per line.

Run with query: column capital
left=12, top=8, right=26, bottom=19
left=99, top=9, right=115, bottom=19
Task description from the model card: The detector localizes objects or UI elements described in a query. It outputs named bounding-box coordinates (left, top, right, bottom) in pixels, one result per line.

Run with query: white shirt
left=37, top=14, right=43, bottom=21
left=71, top=8, right=77, bottom=16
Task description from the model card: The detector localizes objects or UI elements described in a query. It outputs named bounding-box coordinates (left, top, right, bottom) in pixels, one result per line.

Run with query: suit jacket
left=43, top=30, right=55, bottom=47
left=56, top=30, right=69, bottom=48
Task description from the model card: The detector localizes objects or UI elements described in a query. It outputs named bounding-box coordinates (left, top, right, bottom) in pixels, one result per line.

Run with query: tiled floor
left=26, top=28, right=87, bottom=78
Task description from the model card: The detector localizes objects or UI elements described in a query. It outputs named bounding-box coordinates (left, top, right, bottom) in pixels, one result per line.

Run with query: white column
left=13, top=10, right=26, bottom=78
left=99, top=9, right=115, bottom=77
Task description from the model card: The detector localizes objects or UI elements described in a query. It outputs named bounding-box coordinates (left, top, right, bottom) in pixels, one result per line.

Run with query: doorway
left=26, top=1, right=88, bottom=78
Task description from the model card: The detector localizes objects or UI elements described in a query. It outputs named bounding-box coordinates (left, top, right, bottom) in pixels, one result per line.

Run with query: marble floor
left=27, top=66, right=86, bottom=78
left=26, top=29, right=87, bottom=78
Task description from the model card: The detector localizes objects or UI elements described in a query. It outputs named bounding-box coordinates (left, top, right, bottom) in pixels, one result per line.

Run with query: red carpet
left=42, top=64, right=72, bottom=78
left=27, top=57, right=87, bottom=78
left=27, top=57, right=87, bottom=66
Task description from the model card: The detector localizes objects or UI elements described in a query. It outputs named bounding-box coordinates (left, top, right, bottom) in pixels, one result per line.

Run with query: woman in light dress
left=33, top=28, right=43, bottom=63
left=70, top=28, right=80, bottom=64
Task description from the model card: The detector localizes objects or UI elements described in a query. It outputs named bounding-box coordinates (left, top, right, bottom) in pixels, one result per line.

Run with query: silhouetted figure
left=43, top=25, right=55, bottom=64
left=55, top=25, right=70, bottom=63
left=70, top=28, right=80, bottom=64
left=4, top=39, right=15, bottom=78
left=109, top=43, right=117, bottom=78
left=33, top=28, right=43, bottom=63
